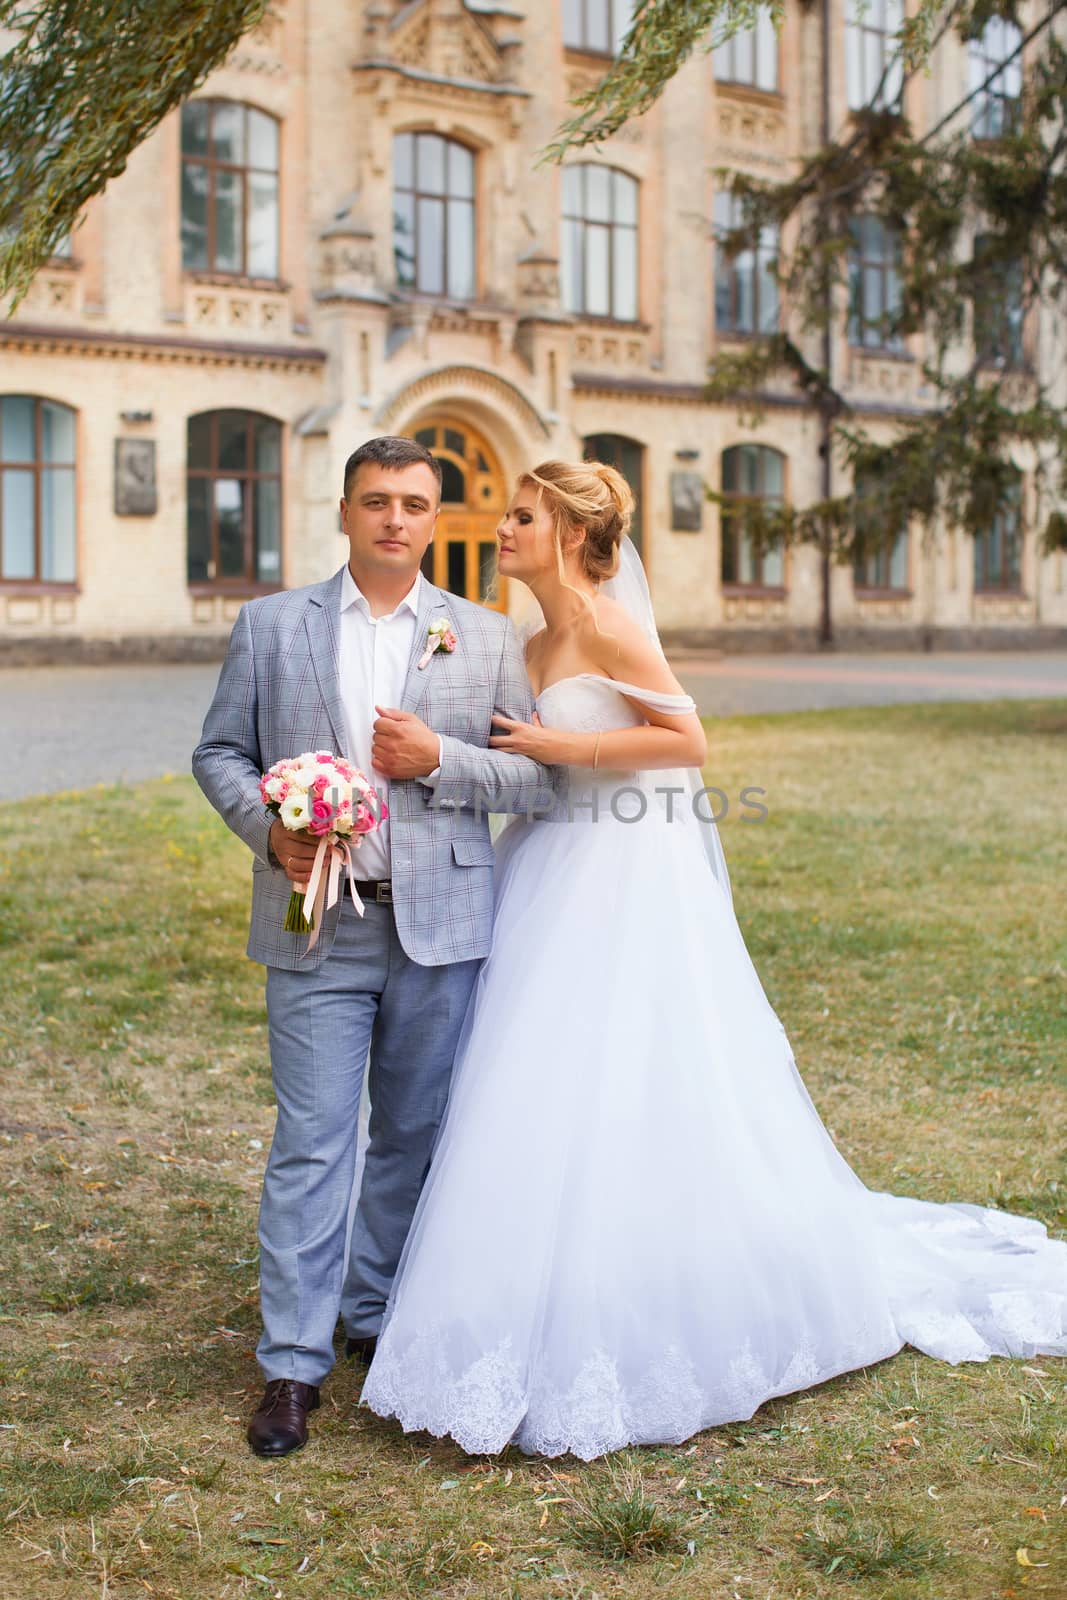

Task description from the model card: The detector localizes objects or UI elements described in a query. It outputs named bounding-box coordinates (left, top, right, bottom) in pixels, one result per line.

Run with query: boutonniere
left=417, top=616, right=458, bottom=670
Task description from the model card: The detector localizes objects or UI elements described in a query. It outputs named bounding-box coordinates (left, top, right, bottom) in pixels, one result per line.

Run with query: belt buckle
left=375, top=881, right=393, bottom=905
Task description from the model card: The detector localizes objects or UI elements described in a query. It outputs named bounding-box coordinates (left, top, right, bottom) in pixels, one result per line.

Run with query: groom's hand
left=371, top=706, right=440, bottom=779
left=269, top=818, right=320, bottom=891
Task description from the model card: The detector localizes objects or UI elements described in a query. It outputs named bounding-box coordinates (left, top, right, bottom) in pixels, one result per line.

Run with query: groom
left=193, top=435, right=551, bottom=1456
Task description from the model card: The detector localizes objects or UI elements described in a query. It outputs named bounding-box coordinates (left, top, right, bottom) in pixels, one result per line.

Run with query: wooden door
left=414, top=418, right=508, bottom=612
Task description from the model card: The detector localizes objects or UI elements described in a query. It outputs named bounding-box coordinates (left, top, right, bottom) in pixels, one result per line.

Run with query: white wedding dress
left=361, top=673, right=1067, bottom=1461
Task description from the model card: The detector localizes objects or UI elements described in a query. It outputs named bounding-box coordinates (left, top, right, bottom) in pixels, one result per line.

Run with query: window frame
left=583, top=433, right=646, bottom=560
left=970, top=18, right=1023, bottom=141
left=561, top=163, right=640, bottom=323
left=851, top=479, right=910, bottom=593
left=845, top=0, right=903, bottom=112
left=972, top=233, right=1026, bottom=370
left=0, top=395, right=77, bottom=589
left=848, top=214, right=905, bottom=353
left=713, top=8, right=779, bottom=93
left=180, top=99, right=282, bottom=281
left=973, top=481, right=1024, bottom=594
left=392, top=130, right=477, bottom=302
left=714, top=189, right=780, bottom=338
left=719, top=444, right=787, bottom=591
left=562, top=0, right=633, bottom=57
left=186, top=410, right=284, bottom=593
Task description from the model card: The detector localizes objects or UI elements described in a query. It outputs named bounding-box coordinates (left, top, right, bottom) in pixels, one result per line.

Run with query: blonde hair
left=517, top=458, right=635, bottom=586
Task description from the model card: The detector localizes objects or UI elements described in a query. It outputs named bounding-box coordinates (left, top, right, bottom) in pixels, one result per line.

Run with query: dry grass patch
left=0, top=700, right=1064, bottom=1599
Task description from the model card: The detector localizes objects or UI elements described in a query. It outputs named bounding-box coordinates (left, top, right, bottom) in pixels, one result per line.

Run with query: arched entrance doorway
left=412, top=416, right=508, bottom=612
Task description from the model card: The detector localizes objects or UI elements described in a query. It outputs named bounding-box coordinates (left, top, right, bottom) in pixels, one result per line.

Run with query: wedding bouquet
left=259, top=752, right=388, bottom=950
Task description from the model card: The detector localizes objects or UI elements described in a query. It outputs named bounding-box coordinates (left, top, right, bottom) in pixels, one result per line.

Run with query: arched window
left=845, top=0, right=902, bottom=111
left=393, top=133, right=475, bottom=300
left=714, top=189, right=779, bottom=336
left=181, top=100, right=280, bottom=277
left=562, top=0, right=633, bottom=54
left=720, top=445, right=785, bottom=588
left=970, top=18, right=1022, bottom=139
left=714, top=7, right=778, bottom=92
left=582, top=433, right=645, bottom=558
left=561, top=165, right=639, bottom=321
left=974, top=476, right=1023, bottom=593
left=187, top=411, right=282, bottom=587
left=0, top=396, right=76, bottom=584
left=847, top=215, right=903, bottom=351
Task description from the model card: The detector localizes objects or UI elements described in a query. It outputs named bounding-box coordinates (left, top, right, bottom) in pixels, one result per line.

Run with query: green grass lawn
left=0, top=698, right=1064, bottom=1600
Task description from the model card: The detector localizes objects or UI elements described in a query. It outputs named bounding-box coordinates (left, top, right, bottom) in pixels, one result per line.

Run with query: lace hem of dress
left=360, top=1328, right=903, bottom=1461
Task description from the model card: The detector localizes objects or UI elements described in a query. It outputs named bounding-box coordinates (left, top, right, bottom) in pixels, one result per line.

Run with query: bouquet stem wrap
left=292, top=834, right=364, bottom=955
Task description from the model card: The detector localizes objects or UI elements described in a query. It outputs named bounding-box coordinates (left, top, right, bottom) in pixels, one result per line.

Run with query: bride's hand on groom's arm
left=489, top=712, right=582, bottom=765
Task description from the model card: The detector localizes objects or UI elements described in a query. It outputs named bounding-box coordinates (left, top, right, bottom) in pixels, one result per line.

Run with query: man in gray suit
left=193, top=435, right=551, bottom=1456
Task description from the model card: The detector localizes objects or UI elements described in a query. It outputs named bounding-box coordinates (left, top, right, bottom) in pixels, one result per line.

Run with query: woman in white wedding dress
left=361, top=459, right=1067, bottom=1461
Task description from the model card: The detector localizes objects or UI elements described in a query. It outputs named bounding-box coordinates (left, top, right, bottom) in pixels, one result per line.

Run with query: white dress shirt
left=336, top=566, right=440, bottom=881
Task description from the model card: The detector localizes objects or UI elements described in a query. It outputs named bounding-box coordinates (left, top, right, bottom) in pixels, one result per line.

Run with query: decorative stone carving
left=723, top=593, right=788, bottom=622
left=856, top=594, right=912, bottom=620
left=570, top=325, right=650, bottom=370
left=229, top=0, right=286, bottom=74
left=378, top=0, right=515, bottom=86
left=973, top=593, right=1032, bottom=620
left=518, top=242, right=560, bottom=314
left=848, top=353, right=916, bottom=402
left=317, top=194, right=387, bottom=302
left=186, top=284, right=289, bottom=335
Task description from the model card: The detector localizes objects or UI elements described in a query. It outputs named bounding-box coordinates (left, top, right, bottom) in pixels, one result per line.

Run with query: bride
left=360, top=458, right=1067, bottom=1461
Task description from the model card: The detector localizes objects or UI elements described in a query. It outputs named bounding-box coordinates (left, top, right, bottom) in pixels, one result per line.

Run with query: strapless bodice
left=534, top=673, right=647, bottom=734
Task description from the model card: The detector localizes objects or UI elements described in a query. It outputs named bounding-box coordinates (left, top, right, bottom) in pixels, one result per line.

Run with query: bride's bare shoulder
left=584, top=595, right=650, bottom=654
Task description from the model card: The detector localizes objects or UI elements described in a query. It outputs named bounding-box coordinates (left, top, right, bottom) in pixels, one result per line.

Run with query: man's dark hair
left=342, top=436, right=443, bottom=501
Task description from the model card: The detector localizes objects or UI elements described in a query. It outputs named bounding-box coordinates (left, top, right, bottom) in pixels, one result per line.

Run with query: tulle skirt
left=361, top=806, right=1067, bottom=1460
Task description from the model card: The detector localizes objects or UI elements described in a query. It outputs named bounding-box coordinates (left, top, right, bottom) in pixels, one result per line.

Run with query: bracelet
left=592, top=732, right=602, bottom=770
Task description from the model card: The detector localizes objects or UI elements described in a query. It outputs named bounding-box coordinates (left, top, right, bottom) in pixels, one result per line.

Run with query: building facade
left=2, top=0, right=1065, bottom=658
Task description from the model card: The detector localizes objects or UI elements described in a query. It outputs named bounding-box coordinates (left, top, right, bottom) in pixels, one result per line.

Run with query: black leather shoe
left=247, top=1379, right=320, bottom=1457
left=345, top=1334, right=378, bottom=1365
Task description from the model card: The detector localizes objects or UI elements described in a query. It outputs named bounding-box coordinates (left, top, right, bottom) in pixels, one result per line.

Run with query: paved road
left=3, top=652, right=1066, bottom=801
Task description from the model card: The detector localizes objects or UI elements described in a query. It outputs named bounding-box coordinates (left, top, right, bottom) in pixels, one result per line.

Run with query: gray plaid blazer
left=192, top=567, right=553, bottom=969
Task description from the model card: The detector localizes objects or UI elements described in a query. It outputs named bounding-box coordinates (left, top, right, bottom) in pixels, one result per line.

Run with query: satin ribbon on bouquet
left=300, top=833, right=364, bottom=955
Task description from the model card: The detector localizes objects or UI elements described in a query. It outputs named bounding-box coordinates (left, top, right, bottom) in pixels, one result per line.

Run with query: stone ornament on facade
left=670, top=471, right=704, bottom=532
left=114, top=438, right=158, bottom=517
left=371, top=0, right=517, bottom=88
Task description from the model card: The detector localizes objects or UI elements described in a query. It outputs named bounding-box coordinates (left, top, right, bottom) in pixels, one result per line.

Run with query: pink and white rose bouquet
left=259, top=751, right=387, bottom=947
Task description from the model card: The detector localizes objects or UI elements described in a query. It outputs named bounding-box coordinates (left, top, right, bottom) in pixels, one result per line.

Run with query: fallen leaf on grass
left=1017, top=1548, right=1049, bottom=1568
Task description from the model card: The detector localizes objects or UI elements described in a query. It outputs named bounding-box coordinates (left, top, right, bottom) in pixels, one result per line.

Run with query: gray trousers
left=257, top=897, right=481, bottom=1384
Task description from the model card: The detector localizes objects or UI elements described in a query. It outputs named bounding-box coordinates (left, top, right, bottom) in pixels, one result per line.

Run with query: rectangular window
left=0, top=396, right=77, bottom=585
left=845, top=0, right=903, bottom=111
left=848, top=215, right=904, bottom=351
left=714, top=190, right=779, bottom=336
left=971, top=19, right=1023, bottom=139
left=714, top=8, right=778, bottom=92
left=563, top=0, right=634, bottom=55
left=720, top=445, right=785, bottom=587
left=852, top=479, right=909, bottom=591
left=974, top=484, right=1023, bottom=591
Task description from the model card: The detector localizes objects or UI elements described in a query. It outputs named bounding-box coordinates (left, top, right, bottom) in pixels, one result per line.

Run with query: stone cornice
left=572, top=371, right=930, bottom=421
left=0, top=321, right=327, bottom=372
left=352, top=58, right=530, bottom=98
